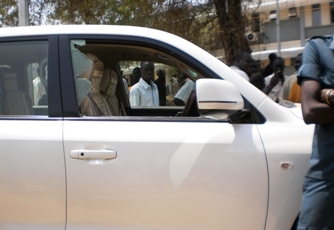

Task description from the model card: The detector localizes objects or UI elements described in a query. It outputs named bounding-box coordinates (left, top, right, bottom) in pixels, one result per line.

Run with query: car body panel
left=0, top=120, right=65, bottom=229
left=63, top=120, right=268, bottom=230
left=257, top=99, right=314, bottom=230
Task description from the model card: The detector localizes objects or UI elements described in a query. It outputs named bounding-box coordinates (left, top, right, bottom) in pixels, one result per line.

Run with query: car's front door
left=63, top=119, right=268, bottom=230
left=62, top=36, right=269, bottom=230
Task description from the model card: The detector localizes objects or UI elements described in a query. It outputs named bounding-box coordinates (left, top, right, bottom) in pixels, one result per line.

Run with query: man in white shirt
left=129, top=62, right=159, bottom=106
left=278, top=53, right=302, bottom=102
left=173, top=77, right=194, bottom=106
left=230, top=51, right=252, bottom=81
left=263, top=57, right=288, bottom=102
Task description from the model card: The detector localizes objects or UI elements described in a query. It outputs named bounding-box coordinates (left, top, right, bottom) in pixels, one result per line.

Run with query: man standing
left=263, top=57, right=288, bottom=101
left=296, top=35, right=334, bottom=229
left=129, top=62, right=159, bottom=106
left=262, top=53, right=277, bottom=77
left=278, top=53, right=302, bottom=102
left=230, top=51, right=253, bottom=81
left=131, top=67, right=141, bottom=86
left=154, top=69, right=166, bottom=106
left=173, top=75, right=194, bottom=106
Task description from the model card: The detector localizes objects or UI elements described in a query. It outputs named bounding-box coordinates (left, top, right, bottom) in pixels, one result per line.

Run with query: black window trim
left=0, top=35, right=63, bottom=119
left=59, top=34, right=265, bottom=124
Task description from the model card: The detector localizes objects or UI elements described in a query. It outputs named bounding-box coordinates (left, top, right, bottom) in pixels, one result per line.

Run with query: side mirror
left=196, top=79, right=245, bottom=120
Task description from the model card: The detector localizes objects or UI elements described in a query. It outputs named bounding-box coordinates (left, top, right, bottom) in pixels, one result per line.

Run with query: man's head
left=269, top=53, right=277, bottom=63
left=232, top=51, right=253, bottom=76
left=250, top=73, right=265, bottom=90
left=250, top=59, right=259, bottom=75
left=132, top=67, right=141, bottom=85
left=273, top=57, right=285, bottom=76
left=157, top=69, right=165, bottom=80
left=140, top=62, right=155, bottom=83
left=294, top=53, right=302, bottom=72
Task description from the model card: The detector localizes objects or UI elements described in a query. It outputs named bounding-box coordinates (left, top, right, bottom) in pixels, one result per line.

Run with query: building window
left=252, top=13, right=260, bottom=32
left=312, top=4, right=321, bottom=26
left=269, top=10, right=276, bottom=20
left=289, top=7, right=297, bottom=18
left=331, top=2, right=334, bottom=23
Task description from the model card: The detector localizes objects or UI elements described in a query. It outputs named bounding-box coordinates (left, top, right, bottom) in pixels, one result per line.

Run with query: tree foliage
left=0, top=0, right=18, bottom=27
left=0, top=0, right=253, bottom=64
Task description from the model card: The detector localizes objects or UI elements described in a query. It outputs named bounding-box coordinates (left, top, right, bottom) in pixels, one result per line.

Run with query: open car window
left=69, top=38, right=263, bottom=123
left=71, top=40, right=205, bottom=116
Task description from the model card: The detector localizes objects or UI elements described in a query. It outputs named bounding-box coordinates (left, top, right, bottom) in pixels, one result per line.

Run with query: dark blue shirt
left=297, top=34, right=334, bottom=181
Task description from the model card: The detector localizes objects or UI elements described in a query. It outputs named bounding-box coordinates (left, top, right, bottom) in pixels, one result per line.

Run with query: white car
left=0, top=25, right=313, bottom=230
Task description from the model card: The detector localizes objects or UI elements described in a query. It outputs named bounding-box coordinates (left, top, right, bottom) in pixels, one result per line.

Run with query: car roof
left=0, top=25, right=177, bottom=41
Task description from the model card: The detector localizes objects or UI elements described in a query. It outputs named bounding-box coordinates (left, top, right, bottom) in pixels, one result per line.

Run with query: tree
left=0, top=0, right=18, bottom=27
left=0, top=0, right=255, bottom=64
left=213, top=0, right=252, bottom=65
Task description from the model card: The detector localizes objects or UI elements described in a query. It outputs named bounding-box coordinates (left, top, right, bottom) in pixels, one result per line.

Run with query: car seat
left=2, top=68, right=33, bottom=115
left=79, top=53, right=112, bottom=116
left=100, top=68, right=126, bottom=116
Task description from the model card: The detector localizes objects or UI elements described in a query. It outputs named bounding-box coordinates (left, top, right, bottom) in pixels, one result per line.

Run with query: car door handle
left=70, top=149, right=117, bottom=160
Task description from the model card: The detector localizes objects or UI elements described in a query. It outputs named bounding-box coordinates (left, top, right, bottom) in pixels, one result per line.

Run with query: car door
left=0, top=36, right=66, bottom=229
left=61, top=35, right=268, bottom=230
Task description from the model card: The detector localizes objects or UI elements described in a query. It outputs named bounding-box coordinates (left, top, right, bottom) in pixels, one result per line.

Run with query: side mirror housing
left=196, top=79, right=244, bottom=119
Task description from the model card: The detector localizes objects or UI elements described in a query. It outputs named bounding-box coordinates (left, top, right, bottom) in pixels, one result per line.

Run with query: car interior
left=74, top=41, right=205, bottom=118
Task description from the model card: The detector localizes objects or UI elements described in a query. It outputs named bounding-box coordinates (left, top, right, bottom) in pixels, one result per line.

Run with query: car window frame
left=59, top=34, right=265, bottom=124
left=0, top=35, right=63, bottom=119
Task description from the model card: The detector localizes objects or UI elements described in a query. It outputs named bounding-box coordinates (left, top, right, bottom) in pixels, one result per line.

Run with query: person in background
left=278, top=53, right=302, bottom=102
left=120, top=70, right=129, bottom=98
left=173, top=75, right=194, bottom=106
left=250, top=73, right=265, bottom=90
left=129, top=62, right=159, bottom=106
left=263, top=57, right=288, bottom=102
left=296, top=34, right=334, bottom=230
left=131, top=67, right=141, bottom=86
left=154, top=69, right=166, bottom=106
left=170, top=74, right=179, bottom=96
left=249, top=59, right=265, bottom=90
left=262, top=53, right=277, bottom=77
left=33, top=66, right=47, bottom=105
left=230, top=51, right=253, bottom=81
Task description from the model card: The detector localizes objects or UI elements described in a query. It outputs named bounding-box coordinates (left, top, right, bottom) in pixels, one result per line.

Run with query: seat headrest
left=3, top=69, right=18, bottom=92
left=78, top=53, right=104, bottom=81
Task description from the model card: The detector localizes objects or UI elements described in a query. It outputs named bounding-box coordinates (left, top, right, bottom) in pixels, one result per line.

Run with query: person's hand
left=321, top=88, right=334, bottom=105
left=268, top=70, right=281, bottom=88
left=263, top=70, right=281, bottom=96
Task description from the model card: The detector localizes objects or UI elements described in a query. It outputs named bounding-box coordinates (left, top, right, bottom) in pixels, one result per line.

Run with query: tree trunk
left=213, top=0, right=251, bottom=65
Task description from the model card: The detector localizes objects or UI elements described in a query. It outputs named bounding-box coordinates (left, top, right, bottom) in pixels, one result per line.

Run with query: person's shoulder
left=152, top=81, right=158, bottom=87
left=308, top=35, right=332, bottom=41
left=307, top=35, right=332, bottom=45
left=130, top=82, right=140, bottom=91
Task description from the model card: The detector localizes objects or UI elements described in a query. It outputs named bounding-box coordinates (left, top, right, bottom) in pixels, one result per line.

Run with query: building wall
left=257, top=2, right=334, bottom=46
left=305, top=25, right=334, bottom=38
left=263, top=17, right=300, bottom=43
left=321, top=2, right=331, bottom=25
left=304, top=5, right=312, bottom=27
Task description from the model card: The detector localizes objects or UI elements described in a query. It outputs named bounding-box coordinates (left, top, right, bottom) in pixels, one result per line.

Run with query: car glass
left=0, top=40, right=48, bottom=116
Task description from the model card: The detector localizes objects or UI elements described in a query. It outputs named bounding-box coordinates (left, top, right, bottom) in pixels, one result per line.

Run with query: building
left=244, top=0, right=334, bottom=74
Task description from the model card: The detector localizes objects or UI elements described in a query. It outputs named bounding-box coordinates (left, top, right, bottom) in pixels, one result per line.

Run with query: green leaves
left=0, top=0, right=251, bottom=64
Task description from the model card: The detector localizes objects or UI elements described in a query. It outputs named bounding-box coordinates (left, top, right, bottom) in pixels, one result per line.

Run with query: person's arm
left=263, top=71, right=281, bottom=95
left=300, top=79, right=334, bottom=124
